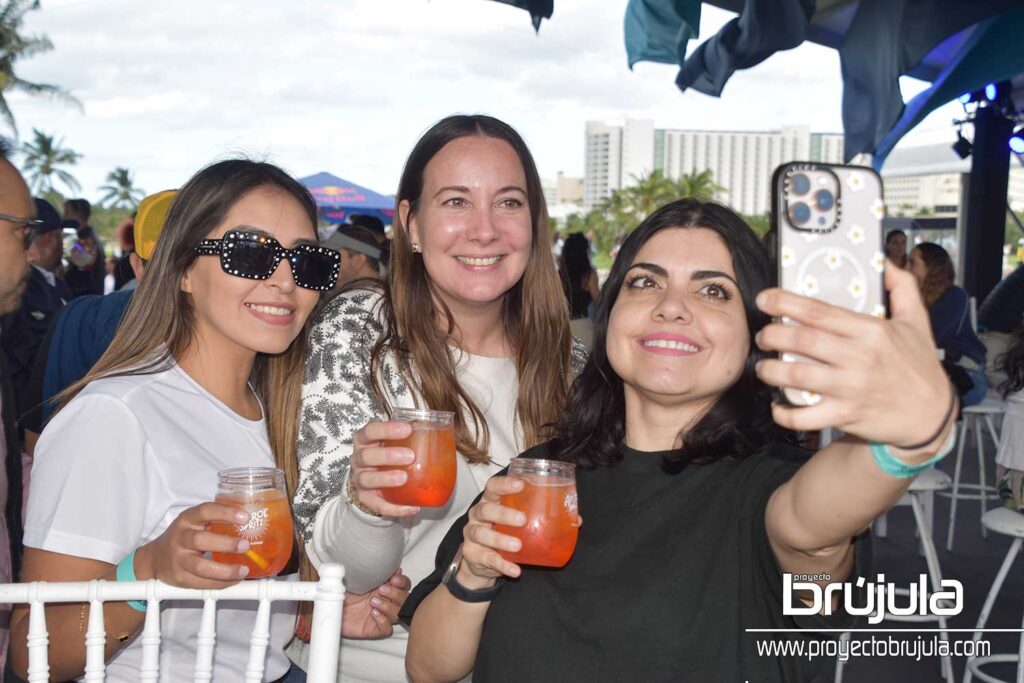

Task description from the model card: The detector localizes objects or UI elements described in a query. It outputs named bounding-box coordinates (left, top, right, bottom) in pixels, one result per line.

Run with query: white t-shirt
left=25, top=363, right=297, bottom=682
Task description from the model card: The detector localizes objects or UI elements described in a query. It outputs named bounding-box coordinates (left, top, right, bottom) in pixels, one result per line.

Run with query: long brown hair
left=373, top=114, right=573, bottom=462
left=59, top=159, right=317, bottom=571
left=913, top=242, right=955, bottom=307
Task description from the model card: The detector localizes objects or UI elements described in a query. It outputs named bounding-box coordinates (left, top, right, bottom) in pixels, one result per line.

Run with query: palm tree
left=98, top=167, right=145, bottom=208
left=21, top=128, right=81, bottom=194
left=0, top=0, right=81, bottom=135
left=674, top=169, right=725, bottom=201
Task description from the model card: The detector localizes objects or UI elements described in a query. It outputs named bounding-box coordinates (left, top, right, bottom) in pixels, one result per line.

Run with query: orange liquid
left=381, top=425, right=457, bottom=507
left=210, top=492, right=294, bottom=578
left=495, top=480, right=580, bottom=567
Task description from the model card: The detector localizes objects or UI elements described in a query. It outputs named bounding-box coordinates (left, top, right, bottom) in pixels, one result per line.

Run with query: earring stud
left=411, top=242, right=421, bottom=253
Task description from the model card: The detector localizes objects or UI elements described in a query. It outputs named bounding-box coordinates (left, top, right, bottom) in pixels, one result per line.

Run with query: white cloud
left=6, top=0, right=963, bottom=201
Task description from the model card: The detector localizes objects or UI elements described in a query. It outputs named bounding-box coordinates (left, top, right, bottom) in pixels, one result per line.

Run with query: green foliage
left=98, top=166, right=145, bottom=208
left=0, top=0, right=81, bottom=135
left=21, top=128, right=80, bottom=194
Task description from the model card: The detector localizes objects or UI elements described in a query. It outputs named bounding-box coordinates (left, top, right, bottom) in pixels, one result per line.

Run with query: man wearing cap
left=0, top=199, right=70, bottom=408
left=62, top=199, right=106, bottom=299
left=324, top=224, right=383, bottom=297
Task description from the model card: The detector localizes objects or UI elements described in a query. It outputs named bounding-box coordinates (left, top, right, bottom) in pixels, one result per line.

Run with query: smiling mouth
left=245, top=303, right=294, bottom=317
left=456, top=255, right=503, bottom=267
left=641, top=339, right=700, bottom=352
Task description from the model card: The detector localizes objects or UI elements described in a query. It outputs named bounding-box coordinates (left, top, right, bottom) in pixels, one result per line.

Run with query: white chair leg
left=948, top=417, right=970, bottom=551
left=976, top=420, right=988, bottom=539
left=875, top=511, right=889, bottom=538
left=911, top=493, right=955, bottom=683
left=963, top=537, right=1023, bottom=683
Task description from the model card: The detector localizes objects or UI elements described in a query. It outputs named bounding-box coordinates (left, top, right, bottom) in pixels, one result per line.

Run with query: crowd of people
left=0, top=115, right=1021, bottom=682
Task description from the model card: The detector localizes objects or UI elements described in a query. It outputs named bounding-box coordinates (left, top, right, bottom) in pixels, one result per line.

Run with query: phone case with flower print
left=771, top=162, right=887, bottom=407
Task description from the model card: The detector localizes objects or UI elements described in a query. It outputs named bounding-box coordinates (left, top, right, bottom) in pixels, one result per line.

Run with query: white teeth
left=247, top=304, right=292, bottom=317
left=642, top=339, right=699, bottom=352
left=457, top=255, right=502, bottom=266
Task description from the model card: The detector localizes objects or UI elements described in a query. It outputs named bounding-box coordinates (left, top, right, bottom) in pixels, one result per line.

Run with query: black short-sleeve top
left=402, top=440, right=872, bottom=683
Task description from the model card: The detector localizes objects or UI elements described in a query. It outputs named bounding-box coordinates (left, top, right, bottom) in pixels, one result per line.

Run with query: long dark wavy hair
left=998, top=324, right=1024, bottom=398
left=550, top=198, right=794, bottom=472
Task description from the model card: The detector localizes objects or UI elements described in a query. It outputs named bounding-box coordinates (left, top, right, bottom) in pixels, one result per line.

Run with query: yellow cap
left=134, top=190, right=177, bottom=260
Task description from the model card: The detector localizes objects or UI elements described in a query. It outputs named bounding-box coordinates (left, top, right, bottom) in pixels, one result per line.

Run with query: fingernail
left=237, top=539, right=250, bottom=552
left=756, top=291, right=768, bottom=307
left=755, top=360, right=764, bottom=373
left=401, top=449, right=415, bottom=464
left=515, top=513, right=526, bottom=525
left=379, top=585, right=391, bottom=595
left=234, top=510, right=249, bottom=523
left=371, top=596, right=383, bottom=606
left=238, top=565, right=249, bottom=578
left=512, top=539, right=522, bottom=551
left=372, top=608, right=381, bottom=616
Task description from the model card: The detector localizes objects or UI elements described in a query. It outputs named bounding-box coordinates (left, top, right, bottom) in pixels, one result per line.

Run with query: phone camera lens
left=789, top=202, right=811, bottom=226
left=815, top=189, right=835, bottom=211
left=790, top=173, right=811, bottom=196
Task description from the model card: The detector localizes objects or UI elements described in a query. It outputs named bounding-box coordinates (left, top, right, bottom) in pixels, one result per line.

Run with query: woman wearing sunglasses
left=9, top=160, right=353, bottom=681
left=404, top=199, right=954, bottom=682
left=289, top=115, right=585, bottom=680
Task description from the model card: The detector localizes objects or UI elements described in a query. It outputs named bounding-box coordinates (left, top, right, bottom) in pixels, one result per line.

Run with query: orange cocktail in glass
left=210, top=467, right=294, bottom=578
left=381, top=408, right=456, bottom=507
left=494, top=459, right=581, bottom=568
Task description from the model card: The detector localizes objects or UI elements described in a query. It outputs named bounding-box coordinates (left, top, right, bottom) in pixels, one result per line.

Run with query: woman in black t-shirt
left=404, top=199, right=956, bottom=682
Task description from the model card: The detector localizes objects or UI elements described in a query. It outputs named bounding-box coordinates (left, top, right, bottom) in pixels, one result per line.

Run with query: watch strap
left=442, top=548, right=504, bottom=603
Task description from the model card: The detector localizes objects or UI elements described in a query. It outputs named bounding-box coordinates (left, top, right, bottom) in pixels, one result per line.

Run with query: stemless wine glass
left=494, top=458, right=581, bottom=567
left=210, top=466, right=294, bottom=578
left=380, top=408, right=457, bottom=507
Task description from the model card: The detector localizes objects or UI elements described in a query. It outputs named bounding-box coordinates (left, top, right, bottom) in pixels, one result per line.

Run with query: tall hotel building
left=584, top=119, right=844, bottom=214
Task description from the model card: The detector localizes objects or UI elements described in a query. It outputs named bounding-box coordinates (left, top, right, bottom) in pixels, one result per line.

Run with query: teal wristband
left=869, top=423, right=958, bottom=478
left=116, top=550, right=148, bottom=612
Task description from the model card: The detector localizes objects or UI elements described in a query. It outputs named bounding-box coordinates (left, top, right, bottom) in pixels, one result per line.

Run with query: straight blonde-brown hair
left=58, top=159, right=317, bottom=577
left=372, top=115, right=574, bottom=461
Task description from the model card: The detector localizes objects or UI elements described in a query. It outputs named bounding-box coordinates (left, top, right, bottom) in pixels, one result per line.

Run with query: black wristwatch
left=441, top=546, right=504, bottom=603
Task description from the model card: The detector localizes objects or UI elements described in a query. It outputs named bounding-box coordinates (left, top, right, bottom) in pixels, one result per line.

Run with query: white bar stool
left=837, top=469, right=956, bottom=683
left=963, top=507, right=1024, bottom=683
left=942, top=396, right=1006, bottom=551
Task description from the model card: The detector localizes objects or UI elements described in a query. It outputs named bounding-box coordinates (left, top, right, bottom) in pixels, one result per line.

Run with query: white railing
left=0, top=563, right=344, bottom=682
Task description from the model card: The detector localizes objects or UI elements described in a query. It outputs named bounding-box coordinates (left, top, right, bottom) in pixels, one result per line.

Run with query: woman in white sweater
left=290, top=115, right=585, bottom=680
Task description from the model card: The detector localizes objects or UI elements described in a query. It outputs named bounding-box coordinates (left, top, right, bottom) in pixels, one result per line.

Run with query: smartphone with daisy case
left=771, top=162, right=886, bottom=407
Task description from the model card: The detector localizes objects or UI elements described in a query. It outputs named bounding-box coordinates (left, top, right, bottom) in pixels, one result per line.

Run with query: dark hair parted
left=551, top=198, right=794, bottom=472
left=375, top=114, right=573, bottom=463
left=913, top=242, right=955, bottom=308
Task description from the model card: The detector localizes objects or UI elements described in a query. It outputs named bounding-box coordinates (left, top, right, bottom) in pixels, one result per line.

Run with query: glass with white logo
left=209, top=467, right=294, bottom=578
left=493, top=459, right=581, bottom=568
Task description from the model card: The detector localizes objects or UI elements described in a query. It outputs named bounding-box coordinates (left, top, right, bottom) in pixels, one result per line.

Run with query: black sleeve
left=18, top=307, right=61, bottom=435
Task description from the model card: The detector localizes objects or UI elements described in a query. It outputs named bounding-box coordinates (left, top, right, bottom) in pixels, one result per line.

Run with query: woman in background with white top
left=290, top=114, right=585, bottom=681
left=996, top=323, right=1024, bottom=509
left=10, top=160, right=404, bottom=681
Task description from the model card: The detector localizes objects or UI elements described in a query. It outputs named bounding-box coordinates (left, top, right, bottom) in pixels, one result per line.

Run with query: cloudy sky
left=8, top=0, right=960, bottom=201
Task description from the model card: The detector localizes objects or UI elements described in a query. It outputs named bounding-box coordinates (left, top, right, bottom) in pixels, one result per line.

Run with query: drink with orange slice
left=210, top=467, right=294, bottom=578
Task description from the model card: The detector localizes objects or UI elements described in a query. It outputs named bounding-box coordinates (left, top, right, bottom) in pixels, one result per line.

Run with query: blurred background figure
left=113, top=214, right=136, bottom=291
left=995, top=323, right=1024, bottom=511
left=102, top=257, right=116, bottom=294
left=62, top=199, right=105, bottom=299
left=558, top=232, right=600, bottom=349
left=909, top=241, right=988, bottom=406
left=1, top=198, right=68, bottom=409
left=885, top=229, right=908, bottom=269
left=323, top=224, right=383, bottom=298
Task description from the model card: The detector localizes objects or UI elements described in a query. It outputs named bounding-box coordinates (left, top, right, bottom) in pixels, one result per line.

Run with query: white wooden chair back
left=0, top=563, right=344, bottom=682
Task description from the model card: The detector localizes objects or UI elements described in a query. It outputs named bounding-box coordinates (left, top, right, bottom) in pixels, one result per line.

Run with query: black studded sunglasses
left=194, top=230, right=341, bottom=291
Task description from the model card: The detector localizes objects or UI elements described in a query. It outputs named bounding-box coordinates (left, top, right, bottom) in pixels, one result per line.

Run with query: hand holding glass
left=494, top=459, right=581, bottom=568
left=379, top=408, right=457, bottom=507
left=209, top=467, right=294, bottom=578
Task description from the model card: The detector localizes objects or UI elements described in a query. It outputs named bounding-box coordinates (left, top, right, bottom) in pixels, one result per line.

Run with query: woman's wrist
left=455, top=562, right=499, bottom=591
left=888, top=380, right=959, bottom=462
left=132, top=543, right=155, bottom=582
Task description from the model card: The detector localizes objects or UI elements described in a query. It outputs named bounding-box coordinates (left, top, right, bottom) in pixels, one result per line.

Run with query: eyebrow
left=627, top=263, right=739, bottom=287
left=233, top=225, right=317, bottom=248
left=431, top=185, right=527, bottom=199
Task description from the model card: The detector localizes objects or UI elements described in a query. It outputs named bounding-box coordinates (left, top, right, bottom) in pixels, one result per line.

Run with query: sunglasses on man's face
left=194, top=230, right=341, bottom=291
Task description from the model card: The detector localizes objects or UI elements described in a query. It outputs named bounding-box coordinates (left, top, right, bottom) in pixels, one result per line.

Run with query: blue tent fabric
left=673, top=0, right=814, bottom=97
left=625, top=0, right=701, bottom=69
left=873, top=4, right=1024, bottom=167
left=299, top=172, right=395, bottom=225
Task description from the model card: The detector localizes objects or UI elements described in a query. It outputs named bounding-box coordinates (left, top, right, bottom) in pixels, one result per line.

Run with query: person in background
left=348, top=214, right=390, bottom=270
left=978, top=263, right=1024, bottom=335
left=62, top=199, right=105, bottom=299
left=908, top=242, right=988, bottom=406
left=885, top=229, right=908, bottom=269
left=103, top=256, right=116, bottom=294
left=323, top=224, right=383, bottom=297
left=113, top=214, right=137, bottom=291
left=995, top=323, right=1024, bottom=510
left=0, top=199, right=69, bottom=409
left=290, top=114, right=585, bottom=681
left=558, top=232, right=600, bottom=349
left=0, top=136, right=34, bottom=673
